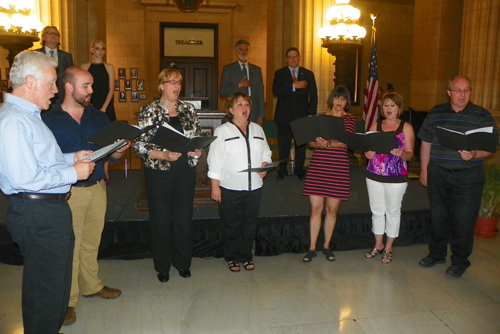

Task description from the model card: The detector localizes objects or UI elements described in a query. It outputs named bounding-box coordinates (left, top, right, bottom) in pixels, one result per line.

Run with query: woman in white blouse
left=207, top=92, right=272, bottom=272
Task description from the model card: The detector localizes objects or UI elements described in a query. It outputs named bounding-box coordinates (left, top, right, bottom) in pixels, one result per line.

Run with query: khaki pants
left=68, top=180, right=107, bottom=307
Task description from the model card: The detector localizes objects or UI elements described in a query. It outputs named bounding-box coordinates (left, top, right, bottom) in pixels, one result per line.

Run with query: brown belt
left=10, top=192, right=71, bottom=201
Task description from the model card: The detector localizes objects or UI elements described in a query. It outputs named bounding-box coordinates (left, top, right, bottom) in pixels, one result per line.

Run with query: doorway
left=160, top=23, right=218, bottom=110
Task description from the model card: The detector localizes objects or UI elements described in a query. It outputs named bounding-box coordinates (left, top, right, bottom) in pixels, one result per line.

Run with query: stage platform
left=0, top=166, right=430, bottom=265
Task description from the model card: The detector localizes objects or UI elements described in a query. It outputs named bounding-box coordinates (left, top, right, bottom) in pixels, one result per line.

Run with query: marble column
left=409, top=0, right=463, bottom=111
left=460, top=0, right=500, bottom=114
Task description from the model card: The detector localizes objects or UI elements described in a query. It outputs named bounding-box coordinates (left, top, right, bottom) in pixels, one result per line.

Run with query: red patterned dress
left=302, top=114, right=357, bottom=200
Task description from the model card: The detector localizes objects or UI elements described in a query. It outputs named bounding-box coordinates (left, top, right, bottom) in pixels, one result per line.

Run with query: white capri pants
left=366, top=178, right=408, bottom=238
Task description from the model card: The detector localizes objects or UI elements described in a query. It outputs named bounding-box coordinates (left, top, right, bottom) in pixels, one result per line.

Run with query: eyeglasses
left=163, top=80, right=182, bottom=85
left=287, top=55, right=299, bottom=59
left=44, top=32, right=60, bottom=37
left=449, top=88, right=472, bottom=94
left=236, top=48, right=249, bottom=53
left=334, top=96, right=347, bottom=101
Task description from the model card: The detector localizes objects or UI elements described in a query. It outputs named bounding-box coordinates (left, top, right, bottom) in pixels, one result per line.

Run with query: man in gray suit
left=35, top=26, right=74, bottom=113
left=219, top=40, right=265, bottom=125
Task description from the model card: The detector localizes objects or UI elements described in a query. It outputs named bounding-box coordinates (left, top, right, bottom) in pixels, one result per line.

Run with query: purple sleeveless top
left=366, top=120, right=408, bottom=183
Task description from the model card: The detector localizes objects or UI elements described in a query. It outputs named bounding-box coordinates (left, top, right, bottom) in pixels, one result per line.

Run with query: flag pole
left=362, top=13, right=380, bottom=132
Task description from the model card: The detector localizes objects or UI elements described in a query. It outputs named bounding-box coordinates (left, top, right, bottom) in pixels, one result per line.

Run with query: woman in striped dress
left=302, top=86, right=356, bottom=262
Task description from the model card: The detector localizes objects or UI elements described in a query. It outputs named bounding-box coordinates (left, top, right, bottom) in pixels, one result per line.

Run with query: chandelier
left=319, top=0, right=366, bottom=43
left=319, top=0, right=366, bottom=104
left=0, top=0, right=42, bottom=66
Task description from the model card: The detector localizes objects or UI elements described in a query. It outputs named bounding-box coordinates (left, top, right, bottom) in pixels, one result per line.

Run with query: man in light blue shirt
left=0, top=51, right=95, bottom=334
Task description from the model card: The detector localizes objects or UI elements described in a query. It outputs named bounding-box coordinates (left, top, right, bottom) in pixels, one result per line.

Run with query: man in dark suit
left=35, top=26, right=74, bottom=113
left=219, top=40, right=265, bottom=125
left=273, top=47, right=318, bottom=180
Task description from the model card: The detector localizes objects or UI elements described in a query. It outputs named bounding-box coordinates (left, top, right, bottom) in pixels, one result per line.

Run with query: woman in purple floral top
left=364, top=92, right=415, bottom=264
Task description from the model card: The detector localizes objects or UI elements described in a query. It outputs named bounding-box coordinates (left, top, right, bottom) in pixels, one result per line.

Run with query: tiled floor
left=1, top=236, right=500, bottom=334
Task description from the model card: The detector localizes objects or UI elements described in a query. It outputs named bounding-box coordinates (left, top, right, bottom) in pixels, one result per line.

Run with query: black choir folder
left=80, top=122, right=155, bottom=162
left=436, top=126, right=498, bottom=153
left=346, top=131, right=399, bottom=154
left=152, top=124, right=217, bottom=153
left=85, top=121, right=155, bottom=147
left=239, top=162, right=279, bottom=173
left=290, top=115, right=346, bottom=146
left=238, top=160, right=291, bottom=172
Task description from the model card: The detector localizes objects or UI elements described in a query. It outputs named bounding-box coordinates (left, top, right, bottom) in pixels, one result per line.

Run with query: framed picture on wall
left=5, top=68, right=9, bottom=80
left=118, top=91, right=126, bottom=102
left=139, top=94, right=147, bottom=100
left=137, top=80, right=144, bottom=91
left=0, top=80, right=8, bottom=91
left=125, top=80, right=132, bottom=91
left=201, top=127, right=213, bottom=137
left=118, top=68, right=126, bottom=79
left=130, top=68, right=138, bottom=79
left=131, top=92, right=139, bottom=102
left=114, top=80, right=120, bottom=91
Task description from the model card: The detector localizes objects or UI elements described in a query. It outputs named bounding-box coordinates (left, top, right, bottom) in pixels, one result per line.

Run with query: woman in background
left=302, top=86, right=356, bottom=262
left=81, top=40, right=116, bottom=121
left=134, top=68, right=202, bottom=282
left=364, top=92, right=415, bottom=264
left=207, top=92, right=272, bottom=272
left=82, top=39, right=116, bottom=182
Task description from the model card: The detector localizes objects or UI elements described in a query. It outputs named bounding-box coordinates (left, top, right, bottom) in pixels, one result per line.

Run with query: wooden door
left=161, top=58, right=217, bottom=110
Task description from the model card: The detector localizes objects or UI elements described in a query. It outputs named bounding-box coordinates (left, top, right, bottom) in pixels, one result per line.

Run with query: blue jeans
left=426, top=161, right=484, bottom=268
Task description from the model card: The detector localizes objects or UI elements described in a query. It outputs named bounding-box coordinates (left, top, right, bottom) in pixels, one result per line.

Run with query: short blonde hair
left=157, top=68, right=182, bottom=95
left=91, top=39, right=106, bottom=49
left=40, top=26, right=60, bottom=47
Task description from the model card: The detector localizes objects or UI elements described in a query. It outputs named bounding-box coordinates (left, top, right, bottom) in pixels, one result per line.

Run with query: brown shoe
left=83, top=286, right=122, bottom=299
left=63, top=307, right=76, bottom=326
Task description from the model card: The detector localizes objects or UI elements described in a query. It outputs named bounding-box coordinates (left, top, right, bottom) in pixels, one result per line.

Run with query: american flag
left=363, top=25, right=379, bottom=131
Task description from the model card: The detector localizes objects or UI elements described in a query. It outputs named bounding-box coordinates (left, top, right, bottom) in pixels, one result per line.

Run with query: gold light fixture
left=319, top=0, right=366, bottom=104
left=319, top=0, right=366, bottom=43
left=0, top=0, right=42, bottom=66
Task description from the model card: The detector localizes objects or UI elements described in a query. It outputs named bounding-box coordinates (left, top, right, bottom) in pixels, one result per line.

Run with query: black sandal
left=322, top=249, right=335, bottom=261
left=381, top=251, right=393, bottom=264
left=228, top=261, right=240, bottom=272
left=365, top=248, right=384, bottom=259
left=243, top=261, right=255, bottom=271
left=302, top=250, right=317, bottom=262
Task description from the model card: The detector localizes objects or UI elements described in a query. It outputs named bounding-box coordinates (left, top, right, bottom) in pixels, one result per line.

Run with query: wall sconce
left=319, top=0, right=366, bottom=104
left=0, top=1, right=42, bottom=66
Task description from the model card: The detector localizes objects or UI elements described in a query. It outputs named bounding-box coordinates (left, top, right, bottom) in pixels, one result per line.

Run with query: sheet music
left=79, top=139, right=128, bottom=162
left=161, top=122, right=186, bottom=137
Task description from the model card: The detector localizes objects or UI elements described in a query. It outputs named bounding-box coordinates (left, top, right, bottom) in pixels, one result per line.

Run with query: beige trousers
left=68, top=180, right=107, bottom=307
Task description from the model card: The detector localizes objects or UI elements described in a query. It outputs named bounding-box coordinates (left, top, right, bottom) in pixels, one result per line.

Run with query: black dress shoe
left=446, top=265, right=466, bottom=277
left=157, top=272, right=169, bottom=282
left=179, top=269, right=191, bottom=278
left=419, top=256, right=446, bottom=267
